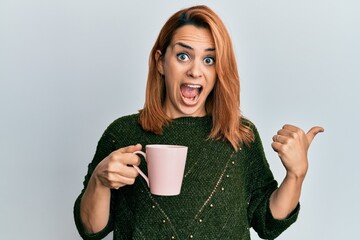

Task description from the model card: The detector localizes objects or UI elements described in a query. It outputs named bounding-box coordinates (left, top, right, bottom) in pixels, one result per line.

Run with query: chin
left=178, top=106, right=205, bottom=117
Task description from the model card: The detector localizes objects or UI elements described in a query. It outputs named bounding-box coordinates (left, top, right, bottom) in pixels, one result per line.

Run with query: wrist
left=88, top=172, right=110, bottom=193
left=286, top=164, right=308, bottom=180
left=285, top=171, right=306, bottom=183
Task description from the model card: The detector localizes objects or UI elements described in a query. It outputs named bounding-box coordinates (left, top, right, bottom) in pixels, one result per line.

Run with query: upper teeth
left=186, top=84, right=201, bottom=88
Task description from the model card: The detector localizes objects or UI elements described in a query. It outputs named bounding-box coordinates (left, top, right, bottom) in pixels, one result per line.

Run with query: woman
left=74, top=5, right=323, bottom=239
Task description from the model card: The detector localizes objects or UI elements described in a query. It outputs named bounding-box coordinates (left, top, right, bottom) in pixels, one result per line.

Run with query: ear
left=155, top=50, right=164, bottom=75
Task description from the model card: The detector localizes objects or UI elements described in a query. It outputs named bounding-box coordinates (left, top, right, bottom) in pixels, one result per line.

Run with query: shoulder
left=105, top=113, right=141, bottom=135
left=110, top=113, right=139, bottom=126
left=100, top=113, right=147, bottom=146
left=241, top=117, right=255, bottom=129
left=241, top=117, right=261, bottom=138
left=240, top=117, right=263, bottom=148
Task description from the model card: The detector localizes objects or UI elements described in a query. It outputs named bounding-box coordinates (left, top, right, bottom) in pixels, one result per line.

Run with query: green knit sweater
left=74, top=114, right=299, bottom=240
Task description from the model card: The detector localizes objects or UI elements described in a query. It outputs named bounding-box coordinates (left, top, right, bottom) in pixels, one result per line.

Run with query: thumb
left=118, top=144, right=143, bottom=153
left=306, top=126, right=324, bottom=145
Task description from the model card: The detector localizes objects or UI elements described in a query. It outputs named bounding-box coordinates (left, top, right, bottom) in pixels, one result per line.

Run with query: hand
left=92, top=144, right=142, bottom=189
left=271, top=125, right=324, bottom=178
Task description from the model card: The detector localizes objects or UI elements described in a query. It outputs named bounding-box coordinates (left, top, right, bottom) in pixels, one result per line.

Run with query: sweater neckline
left=170, top=115, right=212, bottom=125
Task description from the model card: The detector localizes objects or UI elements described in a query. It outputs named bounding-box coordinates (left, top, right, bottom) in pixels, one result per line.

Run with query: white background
left=1, top=0, right=359, bottom=239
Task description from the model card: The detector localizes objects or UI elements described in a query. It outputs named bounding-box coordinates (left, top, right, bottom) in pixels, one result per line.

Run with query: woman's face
left=157, top=25, right=217, bottom=118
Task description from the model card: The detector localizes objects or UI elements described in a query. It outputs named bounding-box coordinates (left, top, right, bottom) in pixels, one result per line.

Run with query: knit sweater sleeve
left=73, top=124, right=119, bottom=240
left=247, top=124, right=299, bottom=239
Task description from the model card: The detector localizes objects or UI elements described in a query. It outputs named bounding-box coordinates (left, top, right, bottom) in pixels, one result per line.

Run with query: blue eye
left=177, top=53, right=190, bottom=62
left=204, top=57, right=215, bottom=65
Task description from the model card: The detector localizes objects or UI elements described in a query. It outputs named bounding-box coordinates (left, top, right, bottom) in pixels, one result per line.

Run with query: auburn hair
left=138, top=5, right=254, bottom=150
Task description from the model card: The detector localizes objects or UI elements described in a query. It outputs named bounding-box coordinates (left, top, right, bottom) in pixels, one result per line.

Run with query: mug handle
left=133, top=151, right=149, bottom=187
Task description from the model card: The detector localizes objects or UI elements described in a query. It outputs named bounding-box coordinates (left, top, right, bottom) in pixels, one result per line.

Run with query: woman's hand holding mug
left=93, top=144, right=142, bottom=189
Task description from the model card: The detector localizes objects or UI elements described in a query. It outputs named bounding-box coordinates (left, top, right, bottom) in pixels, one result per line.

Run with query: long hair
left=138, top=5, right=254, bottom=150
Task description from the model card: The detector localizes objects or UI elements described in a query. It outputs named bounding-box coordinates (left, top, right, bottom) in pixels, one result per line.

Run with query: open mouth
left=180, top=84, right=203, bottom=104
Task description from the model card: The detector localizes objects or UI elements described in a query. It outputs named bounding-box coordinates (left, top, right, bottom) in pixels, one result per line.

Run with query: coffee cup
left=133, top=144, right=188, bottom=196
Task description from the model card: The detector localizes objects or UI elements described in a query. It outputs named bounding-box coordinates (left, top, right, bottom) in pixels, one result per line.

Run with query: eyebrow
left=175, top=42, right=215, bottom=52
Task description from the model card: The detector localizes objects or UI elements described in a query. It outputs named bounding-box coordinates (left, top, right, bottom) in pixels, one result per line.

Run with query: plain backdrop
left=1, top=0, right=359, bottom=239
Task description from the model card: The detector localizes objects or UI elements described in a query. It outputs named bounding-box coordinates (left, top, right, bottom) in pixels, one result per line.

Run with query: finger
left=274, top=127, right=296, bottom=143
left=272, top=134, right=286, bottom=143
left=118, top=164, right=140, bottom=178
left=279, top=125, right=304, bottom=137
left=107, top=149, right=142, bottom=170
left=117, top=144, right=143, bottom=154
left=271, top=141, right=282, bottom=154
left=112, top=175, right=137, bottom=187
left=104, top=159, right=139, bottom=177
left=306, top=126, right=324, bottom=144
left=104, top=166, right=139, bottom=184
left=118, top=176, right=136, bottom=186
left=120, top=152, right=141, bottom=166
left=97, top=171, right=131, bottom=189
left=107, top=176, right=136, bottom=189
left=278, top=128, right=294, bottom=136
left=111, top=144, right=142, bottom=165
left=282, top=124, right=299, bottom=131
left=279, top=125, right=308, bottom=144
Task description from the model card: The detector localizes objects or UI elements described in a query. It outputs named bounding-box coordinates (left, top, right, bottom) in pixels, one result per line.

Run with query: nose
left=186, top=61, right=203, bottom=78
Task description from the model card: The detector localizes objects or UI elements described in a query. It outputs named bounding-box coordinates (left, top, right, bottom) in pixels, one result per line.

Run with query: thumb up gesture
left=272, top=125, right=324, bottom=178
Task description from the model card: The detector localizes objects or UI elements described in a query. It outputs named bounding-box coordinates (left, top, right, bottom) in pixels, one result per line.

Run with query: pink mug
left=133, top=144, right=188, bottom=196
